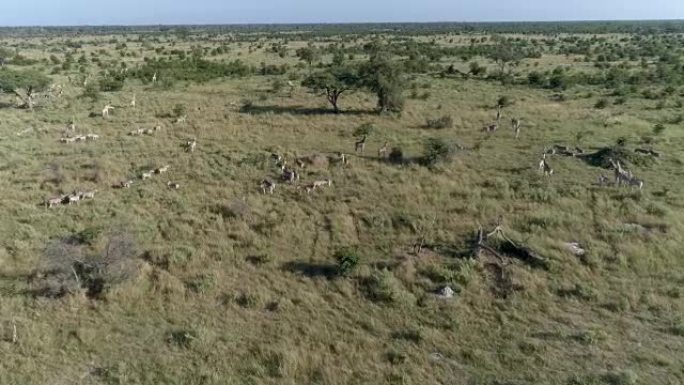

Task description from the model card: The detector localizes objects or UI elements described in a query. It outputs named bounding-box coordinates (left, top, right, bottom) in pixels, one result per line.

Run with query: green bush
left=653, top=123, right=666, bottom=135
left=271, top=78, right=284, bottom=93
left=425, top=115, right=453, bottom=129
left=422, top=138, right=455, bottom=167
left=469, top=61, right=487, bottom=76
left=134, top=58, right=251, bottom=84
left=388, top=147, right=404, bottom=164
left=497, top=95, right=512, bottom=108
left=173, top=103, right=187, bottom=118
left=594, top=99, right=609, bottom=109
left=79, top=82, right=101, bottom=102
left=99, top=74, right=125, bottom=92
left=353, top=123, right=375, bottom=137
left=334, top=247, right=361, bottom=276
left=527, top=71, right=545, bottom=86
left=362, top=269, right=401, bottom=303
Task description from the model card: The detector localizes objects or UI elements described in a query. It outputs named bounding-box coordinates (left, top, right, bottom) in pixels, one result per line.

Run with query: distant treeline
left=2, top=20, right=684, bottom=37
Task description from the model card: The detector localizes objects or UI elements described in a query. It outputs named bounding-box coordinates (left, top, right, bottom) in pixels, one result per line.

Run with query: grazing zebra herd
left=260, top=133, right=397, bottom=196
left=44, top=100, right=191, bottom=208
left=44, top=94, right=647, bottom=211
left=486, top=105, right=645, bottom=190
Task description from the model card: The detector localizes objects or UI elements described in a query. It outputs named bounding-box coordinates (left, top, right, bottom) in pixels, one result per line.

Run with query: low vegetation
left=0, top=21, right=681, bottom=385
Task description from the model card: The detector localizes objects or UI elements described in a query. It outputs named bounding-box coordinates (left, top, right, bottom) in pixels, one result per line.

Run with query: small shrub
left=528, top=71, right=544, bottom=86
left=594, top=99, right=609, bottom=109
left=386, top=350, right=408, bottom=365
left=37, top=231, right=137, bottom=298
left=362, top=269, right=402, bottom=303
left=497, top=95, right=511, bottom=108
left=388, top=147, right=404, bottom=164
left=653, top=123, right=666, bottom=135
left=271, top=78, right=284, bottom=93
left=334, top=247, right=361, bottom=276
left=172, top=103, right=187, bottom=118
left=73, top=227, right=102, bottom=246
left=79, top=82, right=100, bottom=102
left=391, top=328, right=423, bottom=344
left=602, top=370, right=638, bottom=385
left=422, top=138, right=455, bottom=167
left=425, top=115, right=453, bottom=129
left=168, top=329, right=198, bottom=349
left=669, top=322, right=684, bottom=336
left=234, top=291, right=260, bottom=308
left=184, top=274, right=215, bottom=294
left=469, top=61, right=486, bottom=76
left=353, top=123, right=374, bottom=137
left=99, top=74, right=125, bottom=92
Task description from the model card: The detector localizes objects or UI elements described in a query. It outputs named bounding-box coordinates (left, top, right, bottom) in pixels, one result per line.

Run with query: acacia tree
left=359, top=52, right=405, bottom=112
left=296, top=44, right=320, bottom=71
left=0, top=48, right=12, bottom=67
left=0, top=68, right=51, bottom=109
left=302, top=67, right=358, bottom=113
left=489, top=44, right=524, bottom=83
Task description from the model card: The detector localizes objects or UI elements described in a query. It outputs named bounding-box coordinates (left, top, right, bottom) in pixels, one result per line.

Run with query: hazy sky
left=0, top=0, right=682, bottom=26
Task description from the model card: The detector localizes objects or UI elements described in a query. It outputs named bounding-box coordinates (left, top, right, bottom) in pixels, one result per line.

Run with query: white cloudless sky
left=0, top=0, right=682, bottom=26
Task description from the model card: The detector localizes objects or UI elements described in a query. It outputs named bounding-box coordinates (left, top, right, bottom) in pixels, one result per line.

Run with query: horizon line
left=1, top=18, right=683, bottom=29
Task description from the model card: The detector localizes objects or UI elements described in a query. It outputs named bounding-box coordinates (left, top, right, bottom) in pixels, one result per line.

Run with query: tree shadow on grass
left=240, top=104, right=375, bottom=116
left=281, top=261, right=338, bottom=279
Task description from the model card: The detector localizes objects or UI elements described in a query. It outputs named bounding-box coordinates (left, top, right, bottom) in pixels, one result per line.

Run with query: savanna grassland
left=0, top=22, right=683, bottom=385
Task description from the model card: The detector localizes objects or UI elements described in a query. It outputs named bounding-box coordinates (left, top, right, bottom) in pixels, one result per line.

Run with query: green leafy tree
left=0, top=48, right=14, bottom=67
left=489, top=44, right=523, bottom=83
left=302, top=66, right=359, bottom=113
left=332, top=49, right=346, bottom=67
left=296, top=44, right=319, bottom=70
left=359, top=52, right=405, bottom=112
left=0, top=68, right=51, bottom=109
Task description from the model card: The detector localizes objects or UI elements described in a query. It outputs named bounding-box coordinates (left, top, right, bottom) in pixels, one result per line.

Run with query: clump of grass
left=234, top=291, right=260, bottom=308
left=168, top=329, right=198, bottom=349
left=184, top=274, right=215, bottom=294
left=362, top=269, right=411, bottom=304
left=391, top=328, right=423, bottom=344
left=602, top=369, right=638, bottom=385
left=216, top=199, right=251, bottom=219
left=425, top=115, right=453, bottom=129
left=668, top=322, right=684, bottom=336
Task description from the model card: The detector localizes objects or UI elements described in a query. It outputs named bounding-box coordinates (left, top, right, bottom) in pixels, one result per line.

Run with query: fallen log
left=471, top=222, right=549, bottom=270
left=634, top=148, right=660, bottom=158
